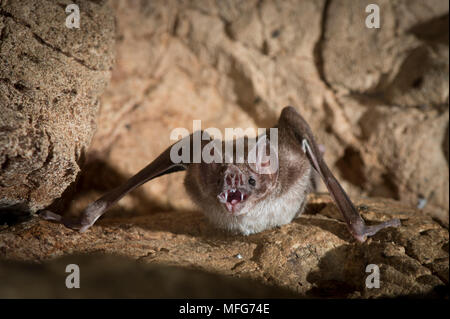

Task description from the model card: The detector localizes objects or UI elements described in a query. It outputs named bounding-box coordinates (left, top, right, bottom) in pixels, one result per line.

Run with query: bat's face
left=192, top=137, right=279, bottom=217
left=215, top=163, right=278, bottom=215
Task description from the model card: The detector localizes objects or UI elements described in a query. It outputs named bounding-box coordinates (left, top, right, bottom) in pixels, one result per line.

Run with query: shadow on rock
left=0, top=253, right=299, bottom=298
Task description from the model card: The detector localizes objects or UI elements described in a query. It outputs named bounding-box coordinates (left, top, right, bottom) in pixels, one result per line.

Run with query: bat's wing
left=279, top=106, right=400, bottom=242
left=40, top=132, right=204, bottom=232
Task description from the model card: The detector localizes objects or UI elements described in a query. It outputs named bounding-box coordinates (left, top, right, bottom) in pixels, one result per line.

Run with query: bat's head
left=216, top=162, right=278, bottom=215
left=213, top=137, right=279, bottom=215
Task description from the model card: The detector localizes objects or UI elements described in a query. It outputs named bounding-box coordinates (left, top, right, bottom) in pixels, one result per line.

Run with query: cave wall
left=85, top=0, right=448, bottom=222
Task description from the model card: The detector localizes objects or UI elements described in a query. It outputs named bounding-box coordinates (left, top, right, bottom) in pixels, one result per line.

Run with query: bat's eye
left=248, top=177, right=256, bottom=186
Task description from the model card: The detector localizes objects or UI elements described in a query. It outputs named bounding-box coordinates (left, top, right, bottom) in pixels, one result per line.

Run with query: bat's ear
left=247, top=135, right=279, bottom=175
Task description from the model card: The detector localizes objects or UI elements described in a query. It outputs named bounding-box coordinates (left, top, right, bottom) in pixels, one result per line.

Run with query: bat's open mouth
left=217, top=188, right=248, bottom=213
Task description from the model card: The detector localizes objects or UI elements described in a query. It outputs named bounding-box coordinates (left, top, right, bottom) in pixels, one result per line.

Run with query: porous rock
left=0, top=194, right=447, bottom=298
left=0, top=0, right=115, bottom=216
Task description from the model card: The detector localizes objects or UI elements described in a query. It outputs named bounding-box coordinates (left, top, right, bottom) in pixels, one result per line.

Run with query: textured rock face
left=321, top=0, right=449, bottom=222
left=0, top=195, right=447, bottom=298
left=82, top=0, right=448, bottom=223
left=0, top=0, right=115, bottom=215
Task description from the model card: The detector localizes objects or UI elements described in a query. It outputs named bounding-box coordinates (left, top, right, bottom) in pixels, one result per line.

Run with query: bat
left=40, top=106, right=400, bottom=242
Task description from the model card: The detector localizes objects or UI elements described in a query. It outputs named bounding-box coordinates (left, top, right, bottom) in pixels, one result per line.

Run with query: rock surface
left=0, top=0, right=115, bottom=215
left=0, top=194, right=447, bottom=298
left=84, top=0, right=448, bottom=224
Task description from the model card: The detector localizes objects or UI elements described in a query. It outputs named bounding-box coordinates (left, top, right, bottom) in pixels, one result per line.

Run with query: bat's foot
left=353, top=218, right=401, bottom=243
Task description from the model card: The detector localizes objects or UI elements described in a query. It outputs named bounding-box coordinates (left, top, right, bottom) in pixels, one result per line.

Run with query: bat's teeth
left=240, top=193, right=244, bottom=201
left=225, top=192, right=228, bottom=201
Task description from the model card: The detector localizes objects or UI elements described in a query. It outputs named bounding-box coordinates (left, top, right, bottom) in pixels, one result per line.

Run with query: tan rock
left=0, top=0, right=115, bottom=214
left=321, top=0, right=449, bottom=220
left=78, top=0, right=449, bottom=221
left=0, top=195, right=447, bottom=298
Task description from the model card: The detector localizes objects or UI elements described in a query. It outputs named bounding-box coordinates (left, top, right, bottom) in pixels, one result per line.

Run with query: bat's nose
left=225, top=174, right=240, bottom=186
left=224, top=167, right=244, bottom=187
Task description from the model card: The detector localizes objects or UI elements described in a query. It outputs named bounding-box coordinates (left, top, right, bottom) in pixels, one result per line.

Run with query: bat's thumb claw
left=357, top=218, right=402, bottom=242
left=389, top=218, right=401, bottom=228
left=78, top=225, right=91, bottom=233
left=39, top=210, right=94, bottom=233
left=39, top=210, right=62, bottom=222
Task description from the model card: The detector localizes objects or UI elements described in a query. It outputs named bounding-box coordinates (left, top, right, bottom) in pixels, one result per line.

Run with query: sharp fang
left=241, top=193, right=244, bottom=201
left=225, top=192, right=228, bottom=201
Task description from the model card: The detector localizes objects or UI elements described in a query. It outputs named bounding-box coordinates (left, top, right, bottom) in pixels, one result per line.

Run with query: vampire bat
left=40, top=106, right=400, bottom=242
